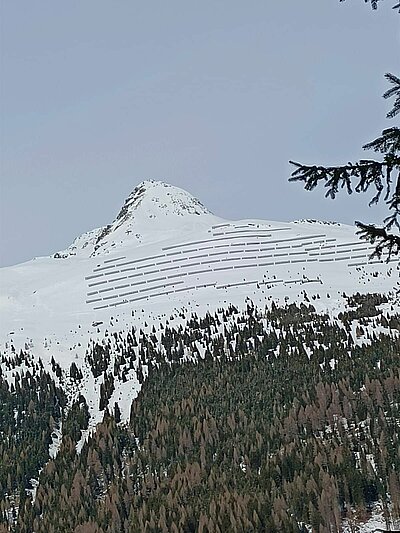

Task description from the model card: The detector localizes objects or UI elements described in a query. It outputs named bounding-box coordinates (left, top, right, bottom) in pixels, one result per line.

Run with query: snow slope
left=1, top=179, right=398, bottom=352
left=0, top=180, right=399, bottom=422
left=53, top=180, right=220, bottom=259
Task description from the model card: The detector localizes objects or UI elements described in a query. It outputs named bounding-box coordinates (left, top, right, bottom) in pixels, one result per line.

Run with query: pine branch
left=339, top=0, right=400, bottom=11
left=289, top=155, right=400, bottom=261
left=339, top=0, right=400, bottom=12
left=384, top=168, right=400, bottom=227
left=289, top=157, right=399, bottom=206
left=383, top=73, right=400, bottom=118
left=289, top=70, right=400, bottom=261
left=343, top=0, right=379, bottom=9
left=355, top=221, right=400, bottom=259
left=362, top=127, right=400, bottom=154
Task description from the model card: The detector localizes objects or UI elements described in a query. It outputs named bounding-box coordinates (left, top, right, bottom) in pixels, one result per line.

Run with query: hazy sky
left=1, top=1, right=399, bottom=267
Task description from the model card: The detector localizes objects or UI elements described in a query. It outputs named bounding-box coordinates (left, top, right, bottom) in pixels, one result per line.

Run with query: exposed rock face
left=54, top=180, right=219, bottom=259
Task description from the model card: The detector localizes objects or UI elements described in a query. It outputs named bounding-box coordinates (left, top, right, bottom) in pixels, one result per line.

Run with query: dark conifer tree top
left=290, top=3, right=400, bottom=261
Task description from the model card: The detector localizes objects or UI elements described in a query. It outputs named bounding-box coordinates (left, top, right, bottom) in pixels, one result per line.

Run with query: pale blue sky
left=1, top=1, right=398, bottom=266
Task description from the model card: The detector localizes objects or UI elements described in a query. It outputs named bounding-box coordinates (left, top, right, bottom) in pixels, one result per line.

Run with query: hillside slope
left=1, top=180, right=398, bottom=358
left=1, top=181, right=399, bottom=532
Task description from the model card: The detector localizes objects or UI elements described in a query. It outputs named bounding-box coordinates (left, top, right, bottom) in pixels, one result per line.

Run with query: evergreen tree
left=289, top=3, right=399, bottom=260
left=290, top=72, right=399, bottom=260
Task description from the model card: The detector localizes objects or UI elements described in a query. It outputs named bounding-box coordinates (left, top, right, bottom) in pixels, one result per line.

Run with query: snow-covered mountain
left=53, top=180, right=220, bottom=259
left=1, top=180, right=399, bottom=423
left=2, top=179, right=399, bottom=533
left=1, top=180, right=398, bottom=349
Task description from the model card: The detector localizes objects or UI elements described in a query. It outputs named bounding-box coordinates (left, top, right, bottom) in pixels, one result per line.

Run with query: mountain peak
left=55, top=181, right=220, bottom=259
left=114, top=180, right=212, bottom=225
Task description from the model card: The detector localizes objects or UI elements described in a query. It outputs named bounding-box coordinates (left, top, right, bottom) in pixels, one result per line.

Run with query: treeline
left=1, top=296, right=399, bottom=532
left=0, top=355, right=65, bottom=520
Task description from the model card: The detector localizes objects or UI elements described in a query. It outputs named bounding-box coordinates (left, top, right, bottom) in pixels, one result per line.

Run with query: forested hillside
left=1, top=296, right=399, bottom=532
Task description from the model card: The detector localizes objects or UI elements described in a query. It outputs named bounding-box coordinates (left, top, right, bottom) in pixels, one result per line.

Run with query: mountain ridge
left=0, top=180, right=398, bottom=426
left=1, top=181, right=400, bottom=532
left=54, top=180, right=220, bottom=259
left=1, top=180, right=398, bottom=350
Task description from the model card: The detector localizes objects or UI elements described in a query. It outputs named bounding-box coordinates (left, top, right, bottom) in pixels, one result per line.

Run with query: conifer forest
left=1, top=295, right=399, bottom=532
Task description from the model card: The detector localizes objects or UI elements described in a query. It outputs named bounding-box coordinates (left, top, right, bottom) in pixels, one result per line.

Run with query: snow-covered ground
left=1, top=181, right=399, bottom=533
left=1, top=180, right=398, bottom=426
left=342, top=506, right=400, bottom=532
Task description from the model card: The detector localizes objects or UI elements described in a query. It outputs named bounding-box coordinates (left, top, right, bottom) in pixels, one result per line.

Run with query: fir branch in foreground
left=355, top=221, right=400, bottom=259
left=383, top=73, right=400, bottom=118
left=289, top=72, right=400, bottom=261
left=339, top=0, right=400, bottom=12
left=289, top=154, right=399, bottom=209
left=289, top=155, right=400, bottom=261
